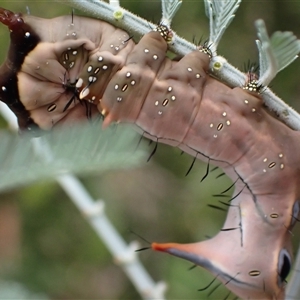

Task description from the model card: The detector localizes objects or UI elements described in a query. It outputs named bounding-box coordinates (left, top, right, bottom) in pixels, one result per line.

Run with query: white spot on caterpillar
left=47, top=104, right=56, bottom=112
left=1, top=86, right=6, bottom=91
left=110, top=44, right=114, bottom=48
left=126, top=72, right=131, bottom=78
left=280, top=163, right=285, bottom=169
left=213, top=134, right=217, bottom=138
left=153, top=55, right=158, bottom=60
left=25, top=32, right=30, bottom=37
left=122, top=84, right=128, bottom=92
left=155, top=101, right=159, bottom=106
left=249, top=270, right=261, bottom=276
left=217, top=123, right=223, bottom=131
left=130, top=80, right=136, bottom=86
left=263, top=169, right=267, bottom=173
left=72, top=51, right=77, bottom=55
left=80, top=88, right=90, bottom=99
left=69, top=62, right=75, bottom=68
left=98, top=56, right=103, bottom=62
left=114, top=84, right=119, bottom=90
left=72, top=32, right=76, bottom=37
left=76, top=78, right=83, bottom=88
left=144, top=49, right=149, bottom=53
left=168, top=86, right=173, bottom=92
left=162, top=99, right=169, bottom=106
left=268, top=162, right=276, bottom=168
left=270, top=213, right=279, bottom=219
left=88, top=76, right=96, bottom=83
left=222, top=112, right=227, bottom=117
left=263, top=158, right=268, bottom=162
left=171, top=95, right=176, bottom=101
left=252, top=108, right=256, bottom=112
left=117, top=96, right=122, bottom=102
left=196, top=74, right=201, bottom=78
left=102, top=65, right=108, bottom=70
left=210, top=123, right=214, bottom=128
left=87, top=66, right=93, bottom=73
left=187, top=67, right=192, bottom=72
left=226, top=120, right=231, bottom=126
left=158, top=111, right=162, bottom=115
left=244, top=100, right=249, bottom=104
left=279, top=153, right=283, bottom=158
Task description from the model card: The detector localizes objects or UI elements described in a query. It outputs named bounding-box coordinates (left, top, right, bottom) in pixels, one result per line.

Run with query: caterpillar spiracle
left=0, top=3, right=300, bottom=300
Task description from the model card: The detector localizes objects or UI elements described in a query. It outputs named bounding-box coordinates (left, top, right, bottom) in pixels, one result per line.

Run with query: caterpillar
left=0, top=5, right=300, bottom=300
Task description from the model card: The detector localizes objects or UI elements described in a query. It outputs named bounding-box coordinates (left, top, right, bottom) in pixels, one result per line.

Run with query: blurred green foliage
left=0, top=1, right=300, bottom=299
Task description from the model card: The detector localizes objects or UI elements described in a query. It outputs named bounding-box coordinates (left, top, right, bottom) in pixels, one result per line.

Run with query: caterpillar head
left=152, top=189, right=299, bottom=299
left=0, top=7, right=135, bottom=132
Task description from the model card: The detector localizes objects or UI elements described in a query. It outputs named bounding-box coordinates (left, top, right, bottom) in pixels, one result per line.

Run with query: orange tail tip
left=151, top=242, right=178, bottom=252
left=151, top=242, right=204, bottom=266
left=152, top=242, right=200, bottom=254
left=151, top=238, right=288, bottom=300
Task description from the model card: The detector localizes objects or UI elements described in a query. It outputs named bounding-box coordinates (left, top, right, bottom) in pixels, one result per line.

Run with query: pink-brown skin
left=1, top=8, right=300, bottom=299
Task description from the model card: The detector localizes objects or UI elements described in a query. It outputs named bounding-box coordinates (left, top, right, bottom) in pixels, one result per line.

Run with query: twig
left=56, top=174, right=167, bottom=300
left=0, top=102, right=167, bottom=300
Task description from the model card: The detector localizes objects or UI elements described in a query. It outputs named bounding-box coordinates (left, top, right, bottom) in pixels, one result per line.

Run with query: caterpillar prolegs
left=0, top=6, right=300, bottom=300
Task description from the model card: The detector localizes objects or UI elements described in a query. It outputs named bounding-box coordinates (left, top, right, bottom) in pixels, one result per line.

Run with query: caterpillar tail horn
left=151, top=236, right=287, bottom=300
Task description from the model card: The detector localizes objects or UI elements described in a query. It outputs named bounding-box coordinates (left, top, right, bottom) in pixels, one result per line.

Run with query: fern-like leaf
left=0, top=122, right=146, bottom=191
left=204, top=0, right=241, bottom=53
left=161, top=0, right=182, bottom=26
left=271, top=31, right=300, bottom=72
left=256, top=19, right=300, bottom=86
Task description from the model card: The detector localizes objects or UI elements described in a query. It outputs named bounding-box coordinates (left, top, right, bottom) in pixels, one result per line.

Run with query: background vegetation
left=0, top=0, right=300, bottom=299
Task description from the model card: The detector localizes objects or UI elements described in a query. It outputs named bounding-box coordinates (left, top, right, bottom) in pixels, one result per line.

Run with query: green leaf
left=0, top=121, right=147, bottom=192
left=205, top=0, right=241, bottom=53
left=256, top=19, right=300, bottom=86
left=161, top=0, right=182, bottom=26
left=271, top=31, right=300, bottom=72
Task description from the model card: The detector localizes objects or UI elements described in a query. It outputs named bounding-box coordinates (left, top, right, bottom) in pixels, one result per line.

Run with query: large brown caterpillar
left=0, top=6, right=300, bottom=300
